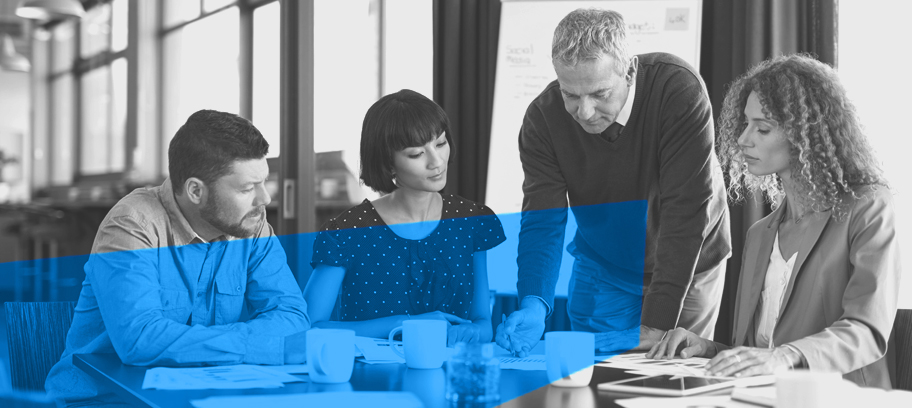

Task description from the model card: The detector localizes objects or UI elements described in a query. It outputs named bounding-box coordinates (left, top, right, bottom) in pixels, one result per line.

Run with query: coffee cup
left=388, top=319, right=447, bottom=369
left=776, top=370, right=842, bottom=408
left=306, top=329, right=355, bottom=383
left=545, top=331, right=594, bottom=387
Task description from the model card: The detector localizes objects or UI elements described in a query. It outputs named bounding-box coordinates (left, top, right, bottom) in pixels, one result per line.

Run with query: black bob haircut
left=168, top=109, right=269, bottom=196
left=359, top=89, right=454, bottom=194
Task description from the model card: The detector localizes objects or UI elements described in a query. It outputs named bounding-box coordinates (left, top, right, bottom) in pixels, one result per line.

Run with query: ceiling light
left=0, top=34, right=30, bottom=72
left=16, top=0, right=85, bottom=21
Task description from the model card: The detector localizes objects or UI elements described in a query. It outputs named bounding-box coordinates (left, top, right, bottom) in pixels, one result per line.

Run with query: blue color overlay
left=1, top=200, right=649, bottom=406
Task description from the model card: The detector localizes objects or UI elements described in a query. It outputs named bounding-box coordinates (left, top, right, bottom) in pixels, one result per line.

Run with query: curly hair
left=716, top=53, right=886, bottom=218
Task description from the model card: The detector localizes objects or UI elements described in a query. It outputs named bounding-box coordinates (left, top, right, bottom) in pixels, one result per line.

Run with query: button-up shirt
left=45, top=178, right=310, bottom=402
left=755, top=231, right=798, bottom=348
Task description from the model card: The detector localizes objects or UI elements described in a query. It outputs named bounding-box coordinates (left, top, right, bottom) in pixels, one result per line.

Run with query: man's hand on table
left=495, top=298, right=547, bottom=357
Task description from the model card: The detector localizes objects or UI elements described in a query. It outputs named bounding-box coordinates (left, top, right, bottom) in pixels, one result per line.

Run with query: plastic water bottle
left=446, top=342, right=500, bottom=405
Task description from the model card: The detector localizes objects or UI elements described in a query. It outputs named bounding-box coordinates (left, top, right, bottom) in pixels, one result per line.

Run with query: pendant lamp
left=16, top=0, right=85, bottom=21
left=0, top=34, right=30, bottom=72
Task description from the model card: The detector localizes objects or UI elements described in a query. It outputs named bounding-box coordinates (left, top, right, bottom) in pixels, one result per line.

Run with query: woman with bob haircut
left=304, top=89, right=505, bottom=345
left=647, top=54, right=900, bottom=388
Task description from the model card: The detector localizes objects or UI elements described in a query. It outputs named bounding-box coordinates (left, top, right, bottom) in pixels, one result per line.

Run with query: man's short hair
left=168, top=109, right=269, bottom=195
left=552, top=8, right=631, bottom=74
left=360, top=89, right=453, bottom=194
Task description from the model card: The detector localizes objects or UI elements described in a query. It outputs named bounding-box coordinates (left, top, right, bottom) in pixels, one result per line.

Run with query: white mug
left=776, top=370, right=842, bottom=408
left=306, top=329, right=355, bottom=383
left=389, top=319, right=447, bottom=369
left=546, top=331, right=595, bottom=387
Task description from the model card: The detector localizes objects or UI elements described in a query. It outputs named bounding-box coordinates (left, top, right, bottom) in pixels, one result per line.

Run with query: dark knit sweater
left=516, top=52, right=731, bottom=330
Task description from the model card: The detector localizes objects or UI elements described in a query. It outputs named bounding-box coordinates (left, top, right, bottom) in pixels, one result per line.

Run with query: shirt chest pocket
left=160, top=289, right=190, bottom=323
left=215, top=272, right=247, bottom=325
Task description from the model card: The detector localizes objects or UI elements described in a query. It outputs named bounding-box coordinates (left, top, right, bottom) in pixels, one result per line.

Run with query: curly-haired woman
left=647, top=54, right=900, bottom=388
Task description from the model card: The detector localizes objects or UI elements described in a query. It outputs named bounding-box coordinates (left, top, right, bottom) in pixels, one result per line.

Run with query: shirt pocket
left=215, top=272, right=246, bottom=325
left=160, top=288, right=190, bottom=323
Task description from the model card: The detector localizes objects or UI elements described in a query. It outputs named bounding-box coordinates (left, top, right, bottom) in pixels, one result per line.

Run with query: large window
left=312, top=0, right=433, bottom=207
left=161, top=0, right=281, bottom=170
left=252, top=1, right=280, bottom=157
left=839, top=1, right=912, bottom=307
left=161, top=6, right=241, bottom=166
left=33, top=0, right=433, bottom=212
left=46, top=0, right=128, bottom=183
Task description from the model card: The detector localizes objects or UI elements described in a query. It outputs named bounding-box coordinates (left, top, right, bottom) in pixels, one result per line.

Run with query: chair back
left=4, top=301, right=77, bottom=391
left=893, top=308, right=912, bottom=391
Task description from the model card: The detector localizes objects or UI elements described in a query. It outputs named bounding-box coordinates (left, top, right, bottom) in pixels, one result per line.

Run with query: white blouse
left=755, top=231, right=798, bottom=348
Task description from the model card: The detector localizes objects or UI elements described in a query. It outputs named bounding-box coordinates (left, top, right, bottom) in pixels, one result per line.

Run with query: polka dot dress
left=311, top=194, right=506, bottom=321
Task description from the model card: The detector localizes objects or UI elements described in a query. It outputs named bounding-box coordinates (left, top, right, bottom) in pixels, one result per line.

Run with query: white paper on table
left=615, top=395, right=759, bottom=408
left=142, top=365, right=302, bottom=390
left=596, top=353, right=717, bottom=377
left=190, top=391, right=424, bottom=408
left=260, top=364, right=309, bottom=374
left=498, top=355, right=546, bottom=370
left=354, top=336, right=405, bottom=363
left=354, top=336, right=458, bottom=364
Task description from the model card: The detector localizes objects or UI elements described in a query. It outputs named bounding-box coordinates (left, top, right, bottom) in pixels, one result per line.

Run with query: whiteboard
left=484, top=0, right=702, bottom=295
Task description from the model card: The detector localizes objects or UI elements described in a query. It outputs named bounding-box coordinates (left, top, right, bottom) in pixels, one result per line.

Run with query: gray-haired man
left=497, top=8, right=731, bottom=356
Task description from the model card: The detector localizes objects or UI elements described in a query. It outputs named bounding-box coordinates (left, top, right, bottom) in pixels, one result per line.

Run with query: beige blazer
left=731, top=186, right=900, bottom=389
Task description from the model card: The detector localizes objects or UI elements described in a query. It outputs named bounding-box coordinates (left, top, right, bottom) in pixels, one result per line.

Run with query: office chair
left=894, top=308, right=912, bottom=391
left=4, top=301, right=76, bottom=391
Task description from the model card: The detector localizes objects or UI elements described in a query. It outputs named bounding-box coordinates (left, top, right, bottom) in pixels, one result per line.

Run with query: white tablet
left=597, top=374, right=739, bottom=397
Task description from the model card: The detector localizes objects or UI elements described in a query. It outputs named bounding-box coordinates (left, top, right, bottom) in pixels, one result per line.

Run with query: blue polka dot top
left=311, top=194, right=506, bottom=321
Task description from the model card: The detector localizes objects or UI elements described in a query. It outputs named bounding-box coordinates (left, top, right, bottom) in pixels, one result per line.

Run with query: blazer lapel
left=777, top=209, right=831, bottom=319
left=733, top=206, right=781, bottom=346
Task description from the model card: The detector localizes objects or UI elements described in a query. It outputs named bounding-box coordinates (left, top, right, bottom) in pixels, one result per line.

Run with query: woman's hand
left=646, top=327, right=718, bottom=359
left=412, top=311, right=472, bottom=324
left=705, top=346, right=793, bottom=377
left=447, top=322, right=486, bottom=347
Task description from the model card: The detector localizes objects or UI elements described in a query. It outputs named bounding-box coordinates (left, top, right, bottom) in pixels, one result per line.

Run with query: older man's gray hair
left=551, top=8, right=631, bottom=75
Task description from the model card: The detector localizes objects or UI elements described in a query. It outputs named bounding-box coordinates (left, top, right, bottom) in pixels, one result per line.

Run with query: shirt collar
left=615, top=78, right=636, bottom=126
left=158, top=178, right=208, bottom=246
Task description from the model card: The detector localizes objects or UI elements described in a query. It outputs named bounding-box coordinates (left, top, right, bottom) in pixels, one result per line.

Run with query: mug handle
left=388, top=326, right=406, bottom=360
left=312, top=343, right=329, bottom=377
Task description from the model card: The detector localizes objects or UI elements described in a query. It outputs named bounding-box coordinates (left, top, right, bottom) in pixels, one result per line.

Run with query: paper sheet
left=354, top=336, right=405, bottom=363
left=260, top=364, right=309, bottom=374
left=354, top=336, right=458, bottom=364
left=596, top=353, right=717, bottom=378
left=615, top=395, right=759, bottom=408
left=498, top=355, right=547, bottom=370
left=142, top=365, right=303, bottom=390
left=190, top=391, right=424, bottom=408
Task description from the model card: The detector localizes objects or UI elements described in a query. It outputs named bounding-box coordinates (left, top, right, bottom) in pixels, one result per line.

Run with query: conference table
left=73, top=351, right=677, bottom=408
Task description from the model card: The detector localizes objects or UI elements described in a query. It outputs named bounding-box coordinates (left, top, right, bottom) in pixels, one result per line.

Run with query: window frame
left=45, top=0, right=129, bottom=185
left=158, top=0, right=280, bottom=174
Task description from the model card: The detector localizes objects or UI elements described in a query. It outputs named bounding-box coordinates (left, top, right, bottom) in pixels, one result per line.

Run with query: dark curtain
left=432, top=0, right=501, bottom=204
left=699, top=0, right=837, bottom=344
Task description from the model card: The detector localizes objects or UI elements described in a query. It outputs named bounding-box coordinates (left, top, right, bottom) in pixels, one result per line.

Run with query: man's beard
left=200, top=192, right=263, bottom=238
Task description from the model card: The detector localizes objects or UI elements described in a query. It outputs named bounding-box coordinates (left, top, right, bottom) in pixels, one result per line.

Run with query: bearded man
left=45, top=110, right=311, bottom=406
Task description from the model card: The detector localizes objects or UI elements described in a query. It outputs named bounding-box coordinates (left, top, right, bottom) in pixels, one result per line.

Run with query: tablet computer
left=597, top=374, right=738, bottom=397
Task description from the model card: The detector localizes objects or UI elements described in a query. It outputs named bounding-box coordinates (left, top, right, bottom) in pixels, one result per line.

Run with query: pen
left=502, top=313, right=515, bottom=356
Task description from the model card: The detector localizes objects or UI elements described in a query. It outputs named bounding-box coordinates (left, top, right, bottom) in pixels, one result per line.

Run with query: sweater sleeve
left=516, top=101, right=569, bottom=312
left=641, top=67, right=720, bottom=330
